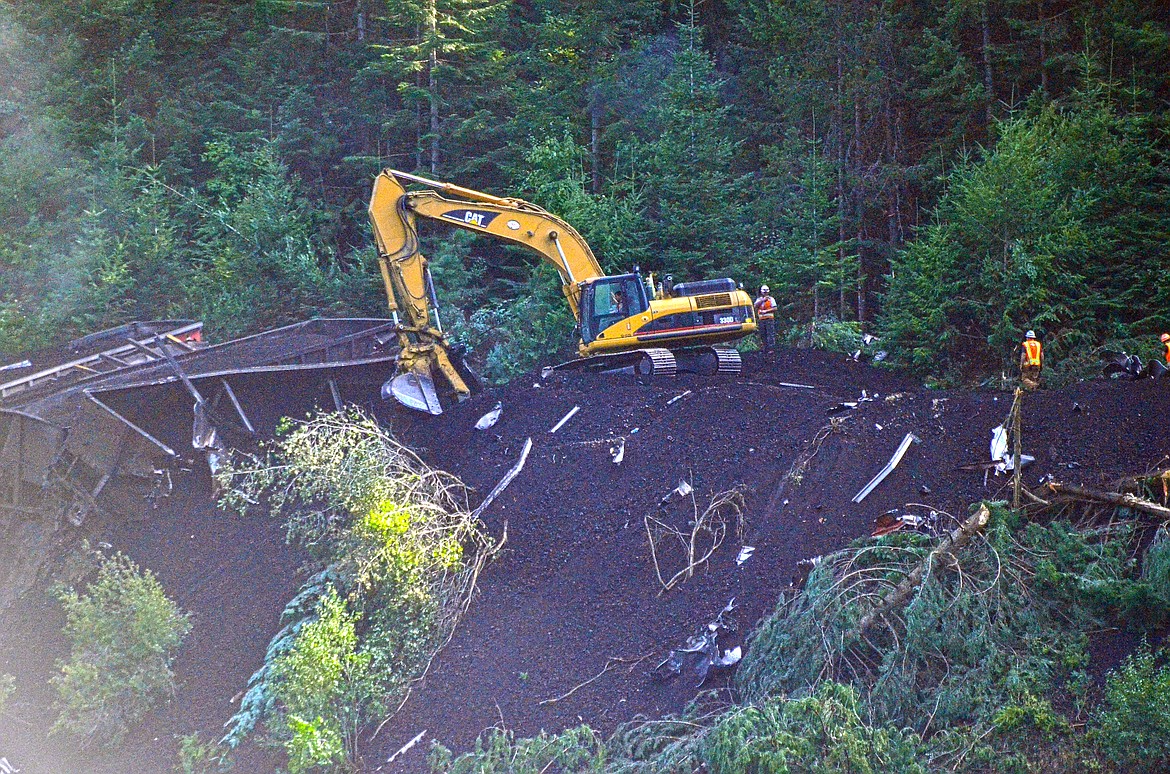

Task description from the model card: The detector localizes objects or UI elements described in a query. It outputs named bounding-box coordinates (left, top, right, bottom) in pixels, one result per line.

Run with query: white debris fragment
left=718, top=646, right=743, bottom=666
left=611, top=438, right=626, bottom=464
left=540, top=366, right=554, bottom=379
left=736, top=545, right=755, bottom=565
left=989, top=424, right=1034, bottom=475
left=474, top=402, right=503, bottom=431
left=549, top=405, right=580, bottom=433
left=875, top=423, right=884, bottom=431
left=675, top=480, right=693, bottom=498
left=667, top=390, right=692, bottom=406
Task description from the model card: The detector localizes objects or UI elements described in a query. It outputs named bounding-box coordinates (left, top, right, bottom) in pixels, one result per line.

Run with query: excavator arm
left=368, top=168, right=606, bottom=414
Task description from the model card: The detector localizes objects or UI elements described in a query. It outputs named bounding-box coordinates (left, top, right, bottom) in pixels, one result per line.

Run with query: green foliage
left=52, top=552, right=191, bottom=748
left=446, top=262, right=575, bottom=383
left=701, top=682, right=925, bottom=774
left=217, top=410, right=495, bottom=768
left=784, top=316, right=864, bottom=354
left=430, top=725, right=606, bottom=773
left=174, top=732, right=230, bottom=774
left=630, top=20, right=749, bottom=283
left=1093, top=648, right=1170, bottom=771
left=518, top=133, right=649, bottom=273
left=737, top=506, right=1145, bottom=758
left=1142, top=525, right=1170, bottom=603
left=879, top=93, right=1168, bottom=381
left=269, top=590, right=371, bottom=772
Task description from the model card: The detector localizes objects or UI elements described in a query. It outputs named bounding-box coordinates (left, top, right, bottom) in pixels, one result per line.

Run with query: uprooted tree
left=215, top=408, right=500, bottom=772
left=434, top=497, right=1170, bottom=772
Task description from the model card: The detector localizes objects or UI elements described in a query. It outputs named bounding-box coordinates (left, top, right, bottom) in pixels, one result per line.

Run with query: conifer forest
left=5, top=2, right=1170, bottom=773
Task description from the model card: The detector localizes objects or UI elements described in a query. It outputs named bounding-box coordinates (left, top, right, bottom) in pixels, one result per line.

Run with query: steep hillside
left=1, top=348, right=1166, bottom=773
left=368, top=350, right=1168, bottom=770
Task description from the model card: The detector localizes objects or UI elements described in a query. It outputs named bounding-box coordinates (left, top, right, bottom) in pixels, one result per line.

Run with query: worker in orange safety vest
left=1161, top=333, right=1170, bottom=365
left=754, top=285, right=778, bottom=352
left=1020, top=330, right=1043, bottom=390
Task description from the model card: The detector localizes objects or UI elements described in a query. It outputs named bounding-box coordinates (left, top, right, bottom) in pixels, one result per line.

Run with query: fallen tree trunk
left=1045, top=481, right=1170, bottom=520
left=853, top=504, right=991, bottom=638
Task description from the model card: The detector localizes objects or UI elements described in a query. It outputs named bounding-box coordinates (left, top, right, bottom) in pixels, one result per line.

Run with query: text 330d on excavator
left=368, top=168, right=758, bottom=415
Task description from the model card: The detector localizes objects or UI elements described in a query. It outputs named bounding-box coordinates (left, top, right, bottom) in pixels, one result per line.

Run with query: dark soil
left=2, top=347, right=1168, bottom=773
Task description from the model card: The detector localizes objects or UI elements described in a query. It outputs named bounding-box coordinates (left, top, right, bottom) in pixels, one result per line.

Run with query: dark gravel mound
left=368, top=353, right=1170, bottom=771
left=3, top=347, right=1166, bottom=773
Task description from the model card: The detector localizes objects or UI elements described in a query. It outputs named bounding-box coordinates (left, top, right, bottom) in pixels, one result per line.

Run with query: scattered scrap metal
left=474, top=402, right=502, bottom=431
left=1103, top=351, right=1168, bottom=380
left=549, top=405, right=580, bottom=433
left=872, top=506, right=942, bottom=537
left=471, top=438, right=533, bottom=520
left=736, top=545, right=755, bottom=565
left=852, top=432, right=921, bottom=503
left=654, top=598, right=742, bottom=686
left=828, top=389, right=875, bottom=416
left=659, top=479, right=693, bottom=505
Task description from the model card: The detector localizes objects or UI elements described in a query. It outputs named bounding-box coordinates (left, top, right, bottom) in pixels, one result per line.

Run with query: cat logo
left=441, top=209, right=498, bottom=229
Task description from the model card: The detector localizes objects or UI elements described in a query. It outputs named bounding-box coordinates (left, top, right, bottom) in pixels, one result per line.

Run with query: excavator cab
left=579, top=274, right=650, bottom=344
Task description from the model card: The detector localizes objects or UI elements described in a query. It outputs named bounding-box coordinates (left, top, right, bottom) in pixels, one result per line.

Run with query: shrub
left=785, top=315, right=865, bottom=354
left=1093, top=648, right=1170, bottom=771
left=737, top=506, right=1134, bottom=755
left=218, top=409, right=497, bottom=769
left=268, top=589, right=374, bottom=773
left=429, top=725, right=606, bottom=773
left=52, top=553, right=191, bottom=747
left=701, top=682, right=926, bottom=774
left=174, top=732, right=230, bottom=773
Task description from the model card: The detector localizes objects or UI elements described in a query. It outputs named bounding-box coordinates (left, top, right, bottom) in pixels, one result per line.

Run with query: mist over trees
left=1, top=0, right=1167, bottom=382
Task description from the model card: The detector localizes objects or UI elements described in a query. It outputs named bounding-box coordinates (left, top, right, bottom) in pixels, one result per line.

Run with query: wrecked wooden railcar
left=0, top=318, right=400, bottom=612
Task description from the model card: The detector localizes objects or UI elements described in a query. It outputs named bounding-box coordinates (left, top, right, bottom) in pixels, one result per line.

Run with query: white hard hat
left=1025, top=330, right=1036, bottom=339
left=760, top=285, right=770, bottom=293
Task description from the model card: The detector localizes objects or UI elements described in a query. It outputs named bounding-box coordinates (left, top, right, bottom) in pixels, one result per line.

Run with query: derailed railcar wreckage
left=0, top=318, right=401, bottom=612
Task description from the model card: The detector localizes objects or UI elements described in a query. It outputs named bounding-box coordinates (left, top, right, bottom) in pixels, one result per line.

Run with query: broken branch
left=1045, top=481, right=1170, bottom=520
left=853, top=504, right=990, bottom=638
left=537, top=654, right=649, bottom=706
left=644, top=489, right=745, bottom=594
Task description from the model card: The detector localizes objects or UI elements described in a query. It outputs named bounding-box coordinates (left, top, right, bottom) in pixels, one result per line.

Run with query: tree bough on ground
left=435, top=498, right=1170, bottom=772
left=215, top=409, right=500, bottom=771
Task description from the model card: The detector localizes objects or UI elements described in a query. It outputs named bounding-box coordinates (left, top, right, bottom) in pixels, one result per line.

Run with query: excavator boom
left=368, top=169, right=756, bottom=415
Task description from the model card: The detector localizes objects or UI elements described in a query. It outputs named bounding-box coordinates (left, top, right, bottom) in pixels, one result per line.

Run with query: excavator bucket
left=383, top=371, right=443, bottom=415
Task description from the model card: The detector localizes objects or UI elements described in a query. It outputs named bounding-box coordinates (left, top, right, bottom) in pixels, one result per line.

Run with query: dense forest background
left=1, top=0, right=1167, bottom=384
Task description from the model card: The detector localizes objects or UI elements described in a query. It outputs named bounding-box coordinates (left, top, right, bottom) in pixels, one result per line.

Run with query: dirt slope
left=2, top=347, right=1166, bottom=774
left=368, top=352, right=1169, bottom=771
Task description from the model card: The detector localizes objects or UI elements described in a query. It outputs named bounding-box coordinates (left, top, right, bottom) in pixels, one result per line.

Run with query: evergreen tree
left=369, top=0, right=509, bottom=176
left=633, top=10, right=748, bottom=282
left=879, top=88, right=1168, bottom=381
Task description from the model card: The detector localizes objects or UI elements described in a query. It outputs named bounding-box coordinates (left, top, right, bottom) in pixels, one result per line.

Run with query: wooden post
left=1012, top=388, right=1023, bottom=510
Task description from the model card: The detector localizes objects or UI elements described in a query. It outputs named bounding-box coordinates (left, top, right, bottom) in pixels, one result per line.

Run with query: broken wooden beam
left=471, top=438, right=533, bottom=520
left=1045, top=481, right=1170, bottom=519
left=854, top=504, right=990, bottom=638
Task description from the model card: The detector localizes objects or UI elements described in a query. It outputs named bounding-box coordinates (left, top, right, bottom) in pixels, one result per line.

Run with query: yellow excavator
left=369, top=168, right=758, bottom=415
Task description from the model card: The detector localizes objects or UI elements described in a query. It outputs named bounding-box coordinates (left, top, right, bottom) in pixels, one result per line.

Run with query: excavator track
left=714, top=347, right=742, bottom=374
left=636, top=348, right=677, bottom=376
